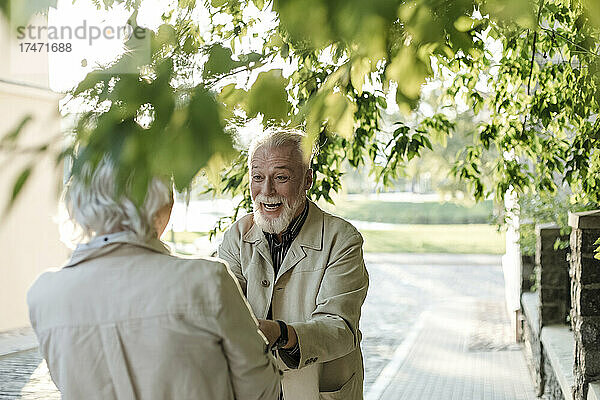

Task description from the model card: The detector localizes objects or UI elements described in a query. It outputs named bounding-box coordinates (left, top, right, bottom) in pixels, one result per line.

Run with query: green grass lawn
left=166, top=225, right=504, bottom=254
left=361, top=224, right=505, bottom=254
left=319, top=199, right=495, bottom=224
left=165, top=198, right=505, bottom=254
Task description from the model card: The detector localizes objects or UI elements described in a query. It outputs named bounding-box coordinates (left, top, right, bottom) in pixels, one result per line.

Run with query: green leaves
left=274, top=0, right=332, bottom=49
left=322, top=92, right=357, bottom=139
left=245, top=69, right=290, bottom=122
left=582, top=0, right=600, bottom=28
left=0, top=115, right=32, bottom=148
left=350, top=58, right=373, bottom=95
left=308, top=129, right=345, bottom=204
left=398, top=2, right=445, bottom=45
left=439, top=0, right=600, bottom=207
left=218, top=69, right=292, bottom=122
left=299, top=80, right=359, bottom=143
left=155, top=87, right=227, bottom=190
left=481, top=0, right=536, bottom=28
left=0, top=116, right=40, bottom=213
left=203, top=44, right=242, bottom=79
left=454, top=16, right=481, bottom=33
left=154, top=24, right=177, bottom=49
left=386, top=46, right=432, bottom=112
left=2, top=0, right=58, bottom=26
left=9, top=166, right=32, bottom=207
left=2, top=0, right=598, bottom=241
left=69, top=41, right=233, bottom=203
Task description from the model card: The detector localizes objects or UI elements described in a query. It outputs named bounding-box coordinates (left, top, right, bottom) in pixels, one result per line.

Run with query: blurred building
left=0, top=13, right=68, bottom=332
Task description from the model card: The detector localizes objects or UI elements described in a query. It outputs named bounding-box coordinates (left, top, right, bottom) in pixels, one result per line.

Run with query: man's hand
left=258, top=319, right=298, bottom=349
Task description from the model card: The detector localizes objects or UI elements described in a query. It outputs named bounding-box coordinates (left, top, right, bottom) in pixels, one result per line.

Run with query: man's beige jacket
left=219, top=201, right=369, bottom=400
left=27, top=231, right=281, bottom=400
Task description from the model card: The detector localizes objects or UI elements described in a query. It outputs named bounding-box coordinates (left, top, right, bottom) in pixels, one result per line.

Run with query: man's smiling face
left=250, top=144, right=312, bottom=234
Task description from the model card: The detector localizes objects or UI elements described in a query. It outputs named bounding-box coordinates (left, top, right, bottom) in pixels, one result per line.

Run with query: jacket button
left=261, top=279, right=270, bottom=287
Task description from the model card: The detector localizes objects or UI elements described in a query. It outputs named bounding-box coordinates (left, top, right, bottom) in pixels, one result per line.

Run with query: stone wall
left=520, top=213, right=600, bottom=400
left=521, top=295, right=544, bottom=395
left=542, top=346, right=565, bottom=400
left=537, top=224, right=570, bottom=326
left=522, top=254, right=535, bottom=292
left=521, top=224, right=571, bottom=398
left=569, top=211, right=600, bottom=400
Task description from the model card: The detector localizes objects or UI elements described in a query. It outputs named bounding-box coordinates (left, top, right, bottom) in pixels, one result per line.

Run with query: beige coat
left=27, top=231, right=281, bottom=400
left=218, top=201, right=369, bottom=400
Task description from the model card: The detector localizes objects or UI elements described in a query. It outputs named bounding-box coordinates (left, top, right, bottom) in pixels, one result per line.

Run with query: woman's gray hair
left=64, top=159, right=173, bottom=242
left=247, top=127, right=317, bottom=170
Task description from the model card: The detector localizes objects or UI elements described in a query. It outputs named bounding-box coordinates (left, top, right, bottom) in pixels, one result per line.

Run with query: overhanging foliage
left=1, top=0, right=599, bottom=229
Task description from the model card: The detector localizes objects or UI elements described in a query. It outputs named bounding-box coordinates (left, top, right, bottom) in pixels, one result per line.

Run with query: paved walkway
left=0, top=253, right=537, bottom=399
left=0, top=350, right=57, bottom=400
left=362, top=253, right=537, bottom=400
left=367, top=299, right=536, bottom=400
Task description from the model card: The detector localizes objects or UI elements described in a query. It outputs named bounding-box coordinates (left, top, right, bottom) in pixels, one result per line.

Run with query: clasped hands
left=257, top=319, right=298, bottom=350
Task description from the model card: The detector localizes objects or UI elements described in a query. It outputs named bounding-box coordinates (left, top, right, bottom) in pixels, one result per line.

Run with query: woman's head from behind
left=64, top=157, right=173, bottom=243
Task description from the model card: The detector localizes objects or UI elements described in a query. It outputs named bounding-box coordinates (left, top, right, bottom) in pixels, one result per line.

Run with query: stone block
left=541, top=288, right=568, bottom=303
left=564, top=211, right=600, bottom=398
left=578, top=349, right=600, bottom=379
left=574, top=318, right=600, bottom=350
left=579, top=288, right=600, bottom=317
left=540, top=236, right=559, bottom=251
left=522, top=255, right=536, bottom=292
left=541, top=303, right=567, bottom=325
left=540, top=266, right=569, bottom=286
left=580, top=230, right=600, bottom=254
left=579, top=257, right=600, bottom=285
left=541, top=252, right=569, bottom=270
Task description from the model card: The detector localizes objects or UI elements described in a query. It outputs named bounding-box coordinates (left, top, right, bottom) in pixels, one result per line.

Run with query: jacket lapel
left=275, top=201, right=324, bottom=283
left=242, top=218, right=274, bottom=269
left=276, top=243, right=306, bottom=282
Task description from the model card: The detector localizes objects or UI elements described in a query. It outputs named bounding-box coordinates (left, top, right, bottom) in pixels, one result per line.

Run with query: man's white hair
left=64, top=158, right=172, bottom=243
left=247, top=127, right=316, bottom=170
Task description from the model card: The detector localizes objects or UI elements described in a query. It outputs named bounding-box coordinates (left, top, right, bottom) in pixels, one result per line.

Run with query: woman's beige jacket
left=27, top=232, right=281, bottom=400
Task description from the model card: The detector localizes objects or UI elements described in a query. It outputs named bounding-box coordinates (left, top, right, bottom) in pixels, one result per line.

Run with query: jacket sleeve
left=216, top=265, right=281, bottom=400
left=287, top=232, right=369, bottom=368
left=218, top=226, right=247, bottom=295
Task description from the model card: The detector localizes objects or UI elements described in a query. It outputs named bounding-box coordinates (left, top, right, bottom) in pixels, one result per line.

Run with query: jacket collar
left=242, top=200, right=324, bottom=251
left=242, top=200, right=324, bottom=283
left=64, top=231, right=171, bottom=268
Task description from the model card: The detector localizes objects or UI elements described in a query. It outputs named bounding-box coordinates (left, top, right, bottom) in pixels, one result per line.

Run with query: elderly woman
left=27, top=160, right=281, bottom=400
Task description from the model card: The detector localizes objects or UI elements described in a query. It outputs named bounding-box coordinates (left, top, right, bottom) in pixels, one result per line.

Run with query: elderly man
left=218, top=128, right=369, bottom=400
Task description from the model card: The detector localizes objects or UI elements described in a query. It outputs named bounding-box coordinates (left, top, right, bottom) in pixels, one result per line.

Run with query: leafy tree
left=1, top=0, right=599, bottom=232
left=448, top=0, right=600, bottom=204
left=517, top=188, right=597, bottom=256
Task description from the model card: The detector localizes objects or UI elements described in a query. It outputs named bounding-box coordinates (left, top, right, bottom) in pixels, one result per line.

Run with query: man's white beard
left=253, top=192, right=305, bottom=234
